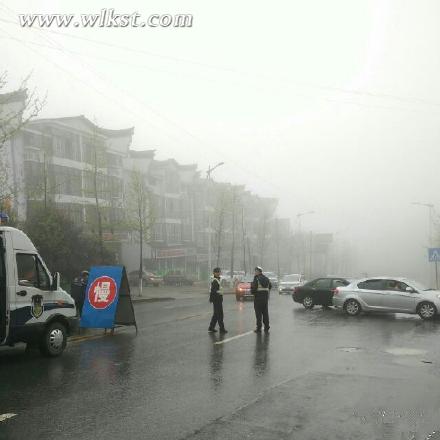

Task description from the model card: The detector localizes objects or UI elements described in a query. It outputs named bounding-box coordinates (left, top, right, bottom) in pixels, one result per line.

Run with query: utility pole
left=206, top=162, right=224, bottom=274
left=275, top=218, right=281, bottom=280
left=241, top=207, right=247, bottom=274
left=229, top=188, right=237, bottom=281
left=247, top=237, right=252, bottom=272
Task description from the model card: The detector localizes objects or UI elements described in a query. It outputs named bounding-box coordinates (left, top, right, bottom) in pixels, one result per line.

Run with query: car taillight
left=294, top=287, right=299, bottom=294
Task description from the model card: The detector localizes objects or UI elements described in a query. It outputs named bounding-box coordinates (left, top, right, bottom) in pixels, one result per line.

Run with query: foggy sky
left=2, top=0, right=440, bottom=282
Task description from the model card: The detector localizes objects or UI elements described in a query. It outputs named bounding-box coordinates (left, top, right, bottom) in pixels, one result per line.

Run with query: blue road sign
left=428, top=248, right=440, bottom=262
left=80, top=266, right=123, bottom=329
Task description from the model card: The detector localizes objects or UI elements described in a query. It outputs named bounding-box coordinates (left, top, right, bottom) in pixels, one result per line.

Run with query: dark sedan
left=292, top=277, right=351, bottom=309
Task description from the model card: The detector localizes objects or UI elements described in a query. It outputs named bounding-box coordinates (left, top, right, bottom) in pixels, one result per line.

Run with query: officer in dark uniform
left=70, top=270, right=89, bottom=317
left=208, top=267, right=228, bottom=334
left=251, top=266, right=272, bottom=333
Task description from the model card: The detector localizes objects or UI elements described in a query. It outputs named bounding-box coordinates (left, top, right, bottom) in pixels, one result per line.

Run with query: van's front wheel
left=40, top=322, right=67, bottom=357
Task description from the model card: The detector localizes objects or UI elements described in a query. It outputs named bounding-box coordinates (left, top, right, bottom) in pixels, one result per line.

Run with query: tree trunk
left=139, top=200, right=143, bottom=297
left=93, top=149, right=104, bottom=262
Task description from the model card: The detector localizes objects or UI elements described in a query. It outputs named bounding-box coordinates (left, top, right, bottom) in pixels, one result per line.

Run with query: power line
left=2, top=32, right=439, bottom=119
left=1, top=13, right=439, bottom=109
left=0, top=19, right=284, bottom=193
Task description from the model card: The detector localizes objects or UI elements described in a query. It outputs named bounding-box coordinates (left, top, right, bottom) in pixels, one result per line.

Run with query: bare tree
left=126, top=167, right=155, bottom=295
left=84, top=124, right=107, bottom=261
left=0, top=154, right=15, bottom=217
left=0, top=72, right=45, bottom=148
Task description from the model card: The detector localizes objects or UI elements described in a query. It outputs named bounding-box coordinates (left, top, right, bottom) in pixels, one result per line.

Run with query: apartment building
left=6, top=115, right=133, bottom=229
left=1, top=106, right=292, bottom=279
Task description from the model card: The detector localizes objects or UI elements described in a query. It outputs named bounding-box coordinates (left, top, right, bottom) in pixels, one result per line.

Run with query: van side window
left=16, top=254, right=38, bottom=287
left=36, top=258, right=50, bottom=290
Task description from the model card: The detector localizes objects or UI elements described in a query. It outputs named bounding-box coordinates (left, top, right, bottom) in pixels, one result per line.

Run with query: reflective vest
left=257, top=278, right=270, bottom=292
left=213, top=277, right=222, bottom=295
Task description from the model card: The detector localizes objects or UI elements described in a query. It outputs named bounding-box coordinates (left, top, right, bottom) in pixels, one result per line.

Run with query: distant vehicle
left=333, top=277, right=440, bottom=320
left=278, top=274, right=304, bottom=294
left=292, top=277, right=351, bottom=309
left=265, top=271, right=279, bottom=288
left=235, top=275, right=255, bottom=301
left=221, top=270, right=245, bottom=288
left=128, top=270, right=163, bottom=287
left=163, top=271, right=194, bottom=286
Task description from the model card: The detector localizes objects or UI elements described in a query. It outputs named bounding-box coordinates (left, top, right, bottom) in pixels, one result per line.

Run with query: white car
left=265, top=271, right=279, bottom=288
left=333, top=277, right=440, bottom=320
left=278, top=274, right=303, bottom=294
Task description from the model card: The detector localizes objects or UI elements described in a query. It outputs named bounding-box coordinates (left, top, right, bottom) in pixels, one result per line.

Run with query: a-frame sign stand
left=80, top=266, right=137, bottom=334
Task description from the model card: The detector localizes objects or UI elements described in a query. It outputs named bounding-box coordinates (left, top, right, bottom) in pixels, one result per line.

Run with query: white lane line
left=214, top=330, right=254, bottom=345
left=0, top=413, right=17, bottom=422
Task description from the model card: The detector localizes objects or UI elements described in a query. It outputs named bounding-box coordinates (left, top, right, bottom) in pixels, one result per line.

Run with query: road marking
left=0, top=413, right=17, bottom=422
left=214, top=330, right=254, bottom=345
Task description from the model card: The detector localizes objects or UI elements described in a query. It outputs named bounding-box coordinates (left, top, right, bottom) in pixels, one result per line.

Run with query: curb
left=69, top=326, right=131, bottom=343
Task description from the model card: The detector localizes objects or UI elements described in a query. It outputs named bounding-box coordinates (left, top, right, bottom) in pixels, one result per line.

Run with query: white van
left=0, top=226, right=77, bottom=356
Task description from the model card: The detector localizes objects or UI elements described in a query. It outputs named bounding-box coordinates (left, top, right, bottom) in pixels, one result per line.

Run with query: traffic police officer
left=208, top=267, right=228, bottom=333
left=251, top=266, right=272, bottom=333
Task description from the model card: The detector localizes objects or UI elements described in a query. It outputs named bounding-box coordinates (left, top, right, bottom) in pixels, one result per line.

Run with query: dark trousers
left=209, top=298, right=225, bottom=330
left=254, top=293, right=269, bottom=330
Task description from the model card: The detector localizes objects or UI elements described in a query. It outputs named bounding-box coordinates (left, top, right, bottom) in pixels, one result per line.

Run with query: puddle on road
left=384, top=347, right=434, bottom=367
left=384, top=348, right=427, bottom=356
left=337, top=347, right=362, bottom=353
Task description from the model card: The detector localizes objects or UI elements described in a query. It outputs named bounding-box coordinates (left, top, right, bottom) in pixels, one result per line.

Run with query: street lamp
left=206, top=162, right=224, bottom=180
left=206, top=162, right=225, bottom=273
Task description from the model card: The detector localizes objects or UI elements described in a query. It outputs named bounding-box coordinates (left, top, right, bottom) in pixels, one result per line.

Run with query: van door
left=14, top=253, right=52, bottom=324
left=0, top=234, right=6, bottom=343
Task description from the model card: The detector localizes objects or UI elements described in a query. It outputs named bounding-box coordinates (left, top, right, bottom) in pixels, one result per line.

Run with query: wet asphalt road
left=2, top=291, right=440, bottom=439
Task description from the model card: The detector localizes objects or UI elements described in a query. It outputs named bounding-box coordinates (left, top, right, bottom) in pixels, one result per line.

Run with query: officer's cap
left=213, top=267, right=221, bottom=273
left=254, top=266, right=263, bottom=272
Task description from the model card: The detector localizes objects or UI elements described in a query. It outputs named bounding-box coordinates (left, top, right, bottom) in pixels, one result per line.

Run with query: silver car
left=278, top=273, right=303, bottom=294
left=333, top=277, right=440, bottom=320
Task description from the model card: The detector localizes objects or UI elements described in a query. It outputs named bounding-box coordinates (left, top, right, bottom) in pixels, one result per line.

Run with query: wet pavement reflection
left=2, top=295, right=440, bottom=439
left=253, top=333, right=270, bottom=377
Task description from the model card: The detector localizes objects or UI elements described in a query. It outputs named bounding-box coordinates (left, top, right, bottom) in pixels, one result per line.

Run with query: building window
left=24, top=148, right=40, bottom=162
left=53, top=133, right=80, bottom=162
left=52, top=165, right=82, bottom=196
left=106, top=153, right=122, bottom=167
left=152, top=223, right=164, bottom=241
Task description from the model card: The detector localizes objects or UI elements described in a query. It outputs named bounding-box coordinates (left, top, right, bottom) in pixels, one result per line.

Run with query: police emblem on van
left=31, top=295, right=44, bottom=319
